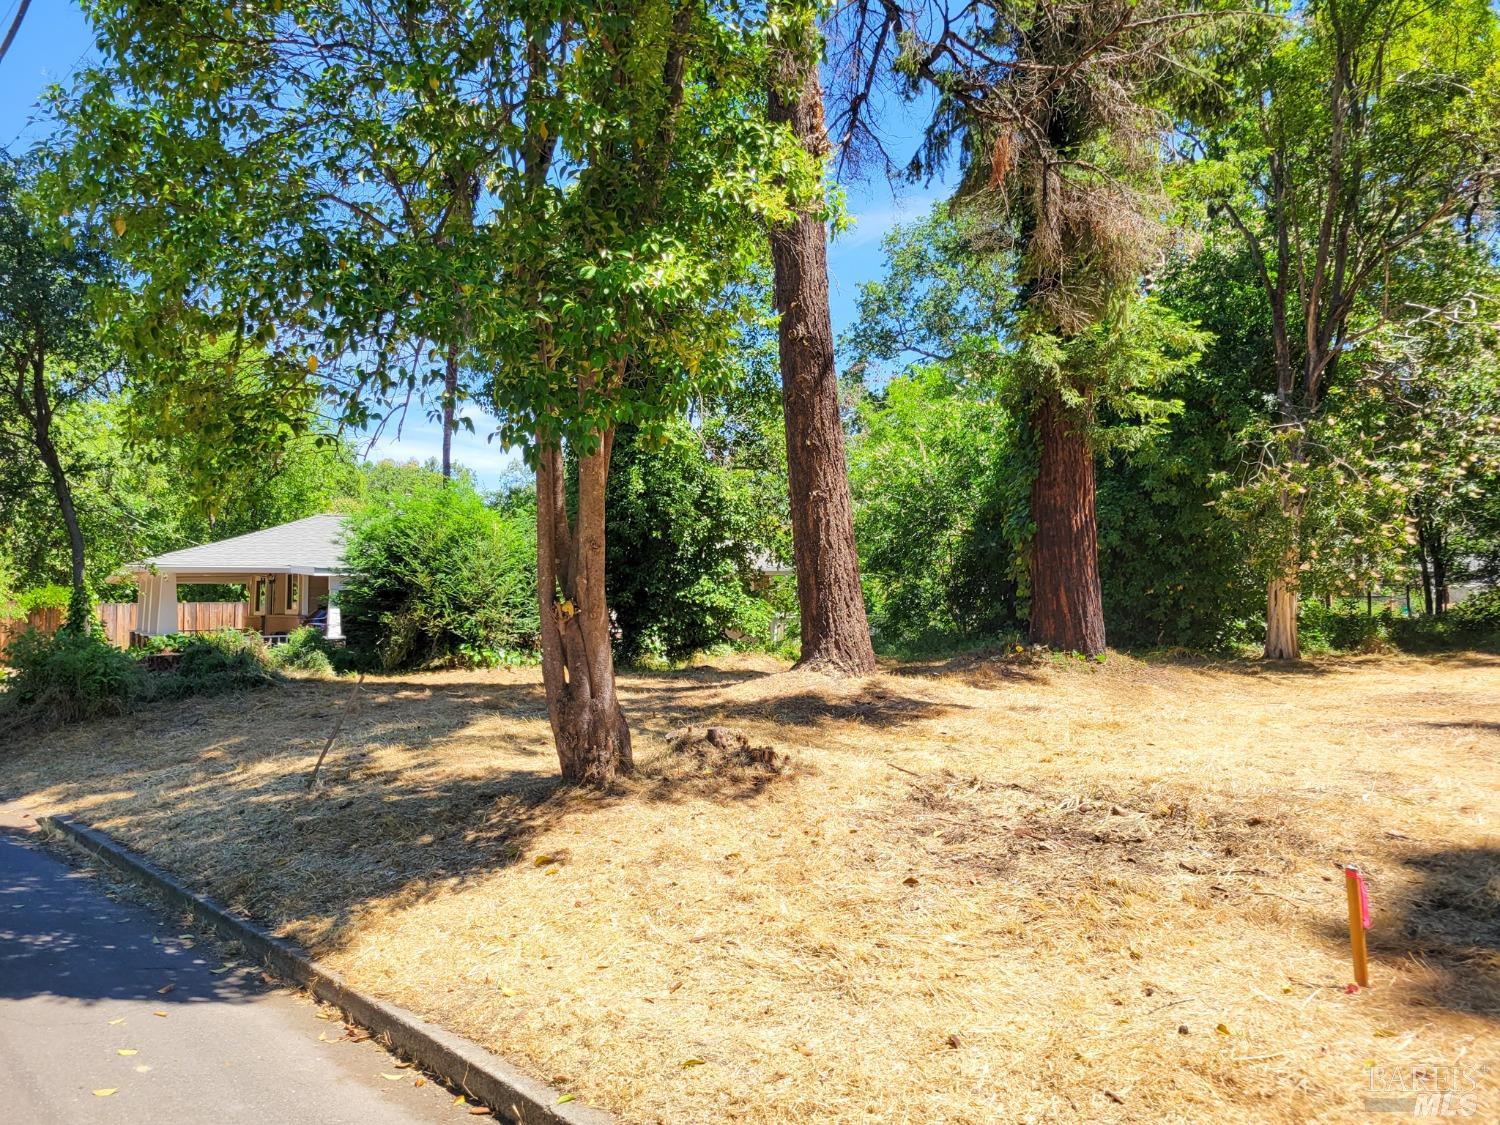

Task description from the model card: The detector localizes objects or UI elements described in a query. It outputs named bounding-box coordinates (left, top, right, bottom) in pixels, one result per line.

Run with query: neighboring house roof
left=128, top=514, right=350, bottom=576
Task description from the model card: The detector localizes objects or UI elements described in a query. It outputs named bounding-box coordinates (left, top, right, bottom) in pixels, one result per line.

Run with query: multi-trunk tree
left=65, top=0, right=802, bottom=781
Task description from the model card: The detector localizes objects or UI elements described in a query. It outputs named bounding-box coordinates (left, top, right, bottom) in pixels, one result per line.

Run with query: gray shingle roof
left=133, top=514, right=349, bottom=575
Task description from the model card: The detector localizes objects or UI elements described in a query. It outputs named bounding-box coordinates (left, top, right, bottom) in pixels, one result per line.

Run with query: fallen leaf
left=1215, top=1024, right=1231, bottom=1036
left=210, top=966, right=232, bottom=975
left=153, top=1011, right=167, bottom=1018
left=468, top=1109, right=492, bottom=1116
left=108, top=1017, right=125, bottom=1026
left=453, top=1095, right=466, bottom=1106
left=134, top=1065, right=152, bottom=1073
left=533, top=855, right=553, bottom=867
left=556, top=1094, right=575, bottom=1104
left=380, top=1073, right=403, bottom=1081
left=902, top=875, right=920, bottom=887
left=682, top=1058, right=706, bottom=1068
left=117, top=1049, right=138, bottom=1057
left=1374, top=1029, right=1396, bottom=1038
left=414, top=1077, right=426, bottom=1087
left=500, top=988, right=516, bottom=997
left=93, top=1088, right=118, bottom=1098
left=393, top=1060, right=413, bottom=1069
left=157, top=984, right=175, bottom=996
left=315, top=1012, right=333, bottom=1020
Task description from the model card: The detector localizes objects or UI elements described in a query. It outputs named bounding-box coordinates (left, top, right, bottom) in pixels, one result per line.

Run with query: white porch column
left=135, top=571, right=179, bottom=636
left=325, top=575, right=344, bottom=640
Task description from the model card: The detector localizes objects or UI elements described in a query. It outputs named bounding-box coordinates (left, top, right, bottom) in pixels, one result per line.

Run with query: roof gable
left=137, top=513, right=350, bottom=574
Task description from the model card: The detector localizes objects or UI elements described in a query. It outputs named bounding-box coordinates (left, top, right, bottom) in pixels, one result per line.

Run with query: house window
left=254, top=578, right=269, bottom=614
left=285, top=575, right=300, bottom=612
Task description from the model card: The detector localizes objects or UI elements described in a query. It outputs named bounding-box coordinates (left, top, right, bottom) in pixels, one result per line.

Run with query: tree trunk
left=1433, top=548, right=1448, bottom=616
left=440, top=343, right=458, bottom=480
left=535, top=437, right=631, bottom=784
left=767, top=33, right=876, bottom=676
left=23, top=353, right=87, bottom=624
left=1264, top=571, right=1300, bottom=659
left=1028, top=391, right=1105, bottom=656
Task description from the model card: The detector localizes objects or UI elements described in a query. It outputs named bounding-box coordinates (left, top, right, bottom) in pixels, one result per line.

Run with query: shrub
left=339, top=476, right=538, bottom=670
left=0, top=561, right=22, bottom=622
left=154, top=629, right=276, bottom=697
left=1445, top=588, right=1500, bottom=635
left=269, top=625, right=336, bottom=676
left=605, top=423, right=770, bottom=662
left=0, top=628, right=145, bottom=730
left=18, top=585, right=71, bottom=614
left=1298, top=601, right=1395, bottom=653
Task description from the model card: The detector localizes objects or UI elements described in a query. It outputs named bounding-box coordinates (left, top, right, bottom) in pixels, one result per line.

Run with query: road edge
left=37, top=813, right=612, bottom=1125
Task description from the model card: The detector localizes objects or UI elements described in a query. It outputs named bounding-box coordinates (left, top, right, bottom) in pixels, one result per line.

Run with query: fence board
left=0, top=601, right=249, bottom=659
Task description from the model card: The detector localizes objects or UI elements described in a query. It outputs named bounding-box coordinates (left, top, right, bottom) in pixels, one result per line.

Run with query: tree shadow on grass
left=1383, top=846, right=1500, bottom=1018
left=1311, top=845, right=1499, bottom=1019
left=3, top=664, right=928, bottom=968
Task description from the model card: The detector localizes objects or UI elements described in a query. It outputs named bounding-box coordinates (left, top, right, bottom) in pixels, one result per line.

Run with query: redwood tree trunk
left=767, top=36, right=876, bottom=676
left=1028, top=391, right=1105, bottom=656
left=536, top=437, right=631, bottom=784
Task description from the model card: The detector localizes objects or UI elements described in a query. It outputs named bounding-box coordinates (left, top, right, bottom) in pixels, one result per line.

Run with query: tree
left=766, top=6, right=877, bottom=673
left=845, top=0, right=1221, bottom=655
left=1195, top=0, right=1500, bottom=657
left=0, top=157, right=113, bottom=630
left=848, top=204, right=1208, bottom=647
left=65, top=0, right=800, bottom=782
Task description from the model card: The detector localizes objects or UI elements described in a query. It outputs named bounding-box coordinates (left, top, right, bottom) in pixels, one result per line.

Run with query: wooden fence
left=1, top=601, right=248, bottom=655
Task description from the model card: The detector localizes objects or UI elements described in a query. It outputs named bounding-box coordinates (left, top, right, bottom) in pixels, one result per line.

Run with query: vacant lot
left=2, top=651, right=1496, bottom=1122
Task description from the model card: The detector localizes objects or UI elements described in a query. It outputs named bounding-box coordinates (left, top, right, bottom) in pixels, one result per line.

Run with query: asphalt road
left=0, top=807, right=461, bottom=1124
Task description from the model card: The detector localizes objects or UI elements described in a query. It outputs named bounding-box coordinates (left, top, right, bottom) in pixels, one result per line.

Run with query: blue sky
left=0, top=2, right=951, bottom=487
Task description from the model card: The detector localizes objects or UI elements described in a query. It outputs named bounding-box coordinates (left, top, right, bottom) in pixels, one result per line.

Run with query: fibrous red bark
left=1028, top=391, right=1105, bottom=657
left=768, top=33, right=876, bottom=677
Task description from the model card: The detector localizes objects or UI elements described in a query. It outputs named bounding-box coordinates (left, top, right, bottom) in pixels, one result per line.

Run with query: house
left=122, top=514, right=350, bottom=642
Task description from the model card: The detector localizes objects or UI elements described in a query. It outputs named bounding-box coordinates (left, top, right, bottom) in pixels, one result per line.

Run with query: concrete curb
left=38, top=814, right=612, bottom=1125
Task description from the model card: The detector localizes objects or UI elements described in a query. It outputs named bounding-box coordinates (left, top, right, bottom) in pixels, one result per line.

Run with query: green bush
left=155, top=629, right=276, bottom=697
left=605, top=423, right=770, bottom=662
left=1445, top=588, right=1500, bottom=634
left=850, top=368, right=1028, bottom=651
left=18, top=585, right=71, bottom=614
left=0, top=628, right=146, bottom=730
left=1296, top=600, right=1395, bottom=653
left=339, top=475, right=538, bottom=670
left=269, top=625, right=336, bottom=675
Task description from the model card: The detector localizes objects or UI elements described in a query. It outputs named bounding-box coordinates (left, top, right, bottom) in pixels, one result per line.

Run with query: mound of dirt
left=664, top=725, right=788, bottom=772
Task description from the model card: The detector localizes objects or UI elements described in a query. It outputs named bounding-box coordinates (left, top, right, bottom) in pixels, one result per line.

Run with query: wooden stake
left=307, top=672, right=364, bottom=791
left=1344, top=865, right=1370, bottom=988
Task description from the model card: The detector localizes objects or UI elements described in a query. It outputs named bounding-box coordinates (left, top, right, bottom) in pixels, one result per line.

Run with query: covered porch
left=132, top=570, right=344, bottom=645
left=124, top=514, right=350, bottom=646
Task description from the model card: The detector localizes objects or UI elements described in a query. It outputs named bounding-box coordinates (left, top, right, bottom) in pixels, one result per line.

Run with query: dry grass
left=1, top=650, right=1496, bottom=1123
